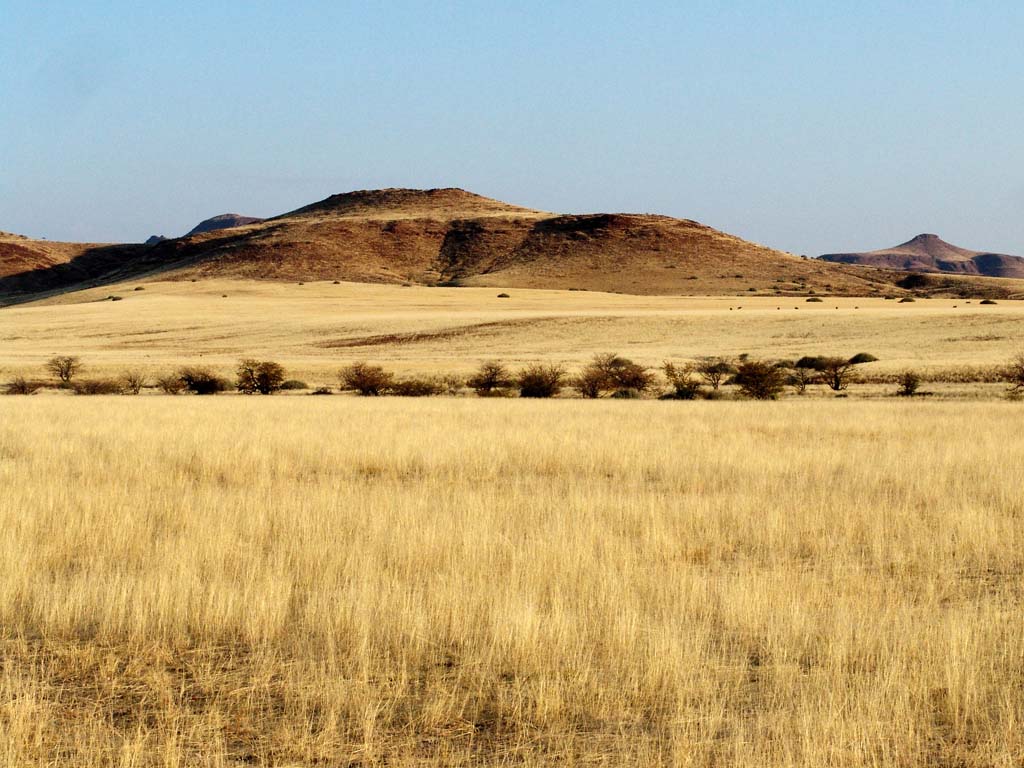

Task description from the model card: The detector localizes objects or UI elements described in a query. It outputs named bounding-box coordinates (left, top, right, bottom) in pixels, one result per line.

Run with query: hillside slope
left=0, top=190, right=984, bottom=300
left=820, top=234, right=1024, bottom=278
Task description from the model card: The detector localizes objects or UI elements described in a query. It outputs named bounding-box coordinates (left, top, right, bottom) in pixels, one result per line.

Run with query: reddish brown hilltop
left=820, top=234, right=1024, bottom=278
left=5, top=189, right=1016, bottom=300
left=186, top=213, right=264, bottom=236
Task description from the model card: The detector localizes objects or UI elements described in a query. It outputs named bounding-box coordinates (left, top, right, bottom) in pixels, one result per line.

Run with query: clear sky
left=2, top=1, right=1023, bottom=256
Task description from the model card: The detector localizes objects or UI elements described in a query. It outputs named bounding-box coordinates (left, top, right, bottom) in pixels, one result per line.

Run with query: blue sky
left=2, top=1, right=1023, bottom=255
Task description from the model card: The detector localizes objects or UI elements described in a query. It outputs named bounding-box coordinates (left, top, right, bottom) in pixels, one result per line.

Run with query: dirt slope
left=820, top=234, right=1024, bottom=278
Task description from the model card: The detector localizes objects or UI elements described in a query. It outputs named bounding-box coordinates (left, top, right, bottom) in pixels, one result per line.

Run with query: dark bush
left=467, top=361, right=514, bottom=396
left=516, top=364, right=565, bottom=398
left=496, top=293, right=511, bottom=298
left=310, top=387, right=333, bottom=395
left=280, top=379, right=308, bottom=390
left=806, top=297, right=823, bottom=302
left=339, top=362, right=393, bottom=396
left=389, top=377, right=443, bottom=397
left=980, top=299, right=997, bottom=305
left=795, top=356, right=828, bottom=371
left=4, top=377, right=42, bottom=395
left=787, top=366, right=815, bottom=395
left=848, top=352, right=879, bottom=365
left=897, top=274, right=930, bottom=289
left=896, top=371, right=921, bottom=397
left=178, top=367, right=228, bottom=395
left=662, top=362, right=702, bottom=399
left=236, top=359, right=287, bottom=395
left=733, top=360, right=787, bottom=400
left=899, top=297, right=915, bottom=303
left=71, top=379, right=122, bottom=395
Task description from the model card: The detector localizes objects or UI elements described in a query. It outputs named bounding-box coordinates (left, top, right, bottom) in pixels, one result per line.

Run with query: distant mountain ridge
left=820, top=234, right=1024, bottom=278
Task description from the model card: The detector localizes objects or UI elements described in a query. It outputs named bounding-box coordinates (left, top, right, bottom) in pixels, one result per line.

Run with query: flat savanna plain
left=1, top=399, right=1023, bottom=766
left=2, top=281, right=1024, bottom=766
left=2, top=279, right=1023, bottom=390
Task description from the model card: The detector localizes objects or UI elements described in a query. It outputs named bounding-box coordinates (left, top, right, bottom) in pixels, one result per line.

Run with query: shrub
left=573, top=353, right=654, bottom=398
left=4, top=377, right=41, bottom=395
left=980, top=299, right=997, bottom=305
left=178, top=367, right=228, bottom=395
left=467, top=361, right=514, bottom=397
left=516, top=364, right=565, bottom=398
left=71, top=379, right=122, bottom=395
left=236, top=359, right=287, bottom=395
left=389, top=377, right=443, bottom=397
left=899, top=297, right=915, bottom=303
left=120, top=370, right=148, bottom=395
left=496, top=293, right=511, bottom=298
left=847, top=352, right=879, bottom=365
left=310, top=387, right=333, bottom=395
left=694, top=356, right=735, bottom=391
left=45, top=355, right=81, bottom=384
left=733, top=360, right=787, bottom=400
left=1005, top=353, right=1024, bottom=396
left=156, top=374, right=185, bottom=395
left=896, top=371, right=921, bottom=397
left=662, top=362, right=702, bottom=399
left=339, top=362, right=393, bottom=396
left=787, top=366, right=815, bottom=395
left=806, top=297, right=823, bottom=302
left=280, top=379, right=308, bottom=390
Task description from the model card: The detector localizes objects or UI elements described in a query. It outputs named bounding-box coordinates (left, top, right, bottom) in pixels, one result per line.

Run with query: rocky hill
left=820, top=234, right=1024, bottom=278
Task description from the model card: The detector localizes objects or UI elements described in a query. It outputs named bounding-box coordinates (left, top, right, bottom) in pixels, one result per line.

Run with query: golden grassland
left=2, top=280, right=1023, bottom=387
left=1, top=397, right=1023, bottom=766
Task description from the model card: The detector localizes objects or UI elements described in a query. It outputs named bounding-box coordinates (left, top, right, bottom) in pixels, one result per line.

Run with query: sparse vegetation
left=693, top=356, right=735, bottom=390
left=1004, top=353, right=1024, bottom=396
left=389, top=377, right=443, bottom=397
left=120, top=370, right=147, bottom=395
left=896, top=371, right=922, bottom=397
left=4, top=376, right=42, bottom=395
left=155, top=373, right=185, bottom=395
left=573, top=353, right=654, bottom=398
left=71, top=379, right=122, bottom=395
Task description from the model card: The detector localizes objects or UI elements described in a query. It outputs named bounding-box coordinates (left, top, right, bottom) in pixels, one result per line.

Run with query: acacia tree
left=516, top=364, right=564, bottom=398
left=817, top=357, right=857, bottom=391
left=46, top=356, right=81, bottom=384
left=733, top=360, right=787, bottom=400
left=466, top=361, right=514, bottom=396
left=662, top=362, right=702, bottom=399
left=693, top=357, right=735, bottom=390
left=236, top=359, right=287, bottom=395
left=120, top=370, right=148, bottom=395
left=574, top=353, right=653, bottom=398
left=339, top=362, right=393, bottom=396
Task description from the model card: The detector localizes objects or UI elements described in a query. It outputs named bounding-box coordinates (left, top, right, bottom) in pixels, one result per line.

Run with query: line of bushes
left=4, top=353, right=1024, bottom=400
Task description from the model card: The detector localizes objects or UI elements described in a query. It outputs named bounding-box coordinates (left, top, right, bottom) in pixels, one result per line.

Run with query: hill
left=3, top=190, right=1017, bottom=301
left=186, top=213, right=264, bottom=236
left=820, top=234, right=1024, bottom=278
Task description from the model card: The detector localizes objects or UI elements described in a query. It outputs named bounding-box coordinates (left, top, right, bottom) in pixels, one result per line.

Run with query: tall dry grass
left=0, top=398, right=1022, bottom=766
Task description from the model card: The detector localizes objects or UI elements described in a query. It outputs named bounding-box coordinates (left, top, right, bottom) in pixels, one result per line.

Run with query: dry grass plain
left=1, top=398, right=1023, bottom=766
left=2, top=279, right=1023, bottom=390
